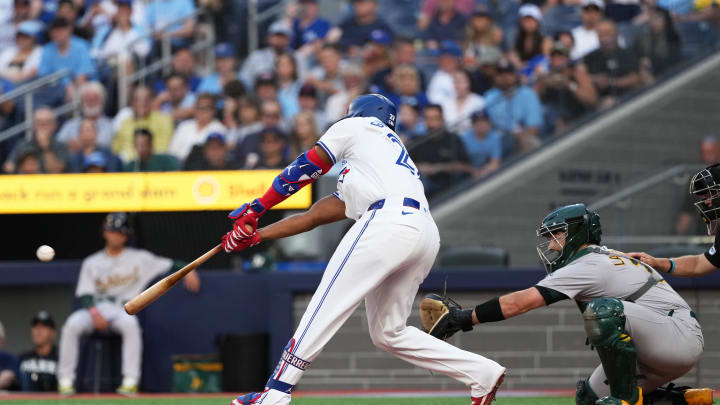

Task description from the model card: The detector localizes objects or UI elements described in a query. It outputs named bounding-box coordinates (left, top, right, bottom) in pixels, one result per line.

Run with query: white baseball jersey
left=264, top=115, right=506, bottom=402
left=316, top=117, right=428, bottom=220
left=76, top=247, right=172, bottom=304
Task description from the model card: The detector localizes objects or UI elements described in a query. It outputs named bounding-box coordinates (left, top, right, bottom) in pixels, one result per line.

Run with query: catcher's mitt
left=419, top=293, right=474, bottom=340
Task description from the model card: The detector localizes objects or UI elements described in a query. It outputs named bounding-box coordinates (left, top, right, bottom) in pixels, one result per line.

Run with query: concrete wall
left=295, top=289, right=720, bottom=391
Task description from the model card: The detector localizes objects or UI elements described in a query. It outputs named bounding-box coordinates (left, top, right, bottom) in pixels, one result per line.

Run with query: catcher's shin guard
left=583, top=298, right=639, bottom=405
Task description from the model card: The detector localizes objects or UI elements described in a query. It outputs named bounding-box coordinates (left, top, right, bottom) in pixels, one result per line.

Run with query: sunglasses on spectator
left=197, top=105, right=215, bottom=111
left=582, top=5, right=601, bottom=11
left=263, top=112, right=281, bottom=118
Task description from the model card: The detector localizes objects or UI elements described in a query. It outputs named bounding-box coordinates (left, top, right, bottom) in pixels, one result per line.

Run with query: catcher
left=420, top=204, right=713, bottom=405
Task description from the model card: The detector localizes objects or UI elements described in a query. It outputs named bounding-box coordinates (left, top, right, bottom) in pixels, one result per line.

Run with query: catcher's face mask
left=690, top=167, right=720, bottom=235
left=536, top=222, right=567, bottom=273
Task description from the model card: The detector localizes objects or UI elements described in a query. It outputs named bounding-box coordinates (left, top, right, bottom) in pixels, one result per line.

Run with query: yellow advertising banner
left=0, top=171, right=312, bottom=213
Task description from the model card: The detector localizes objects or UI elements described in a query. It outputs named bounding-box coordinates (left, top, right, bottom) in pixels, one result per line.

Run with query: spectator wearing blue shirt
left=0, top=320, right=19, bottom=390
left=327, top=0, right=394, bottom=57
left=423, top=0, right=467, bottom=49
left=197, top=43, right=238, bottom=95
left=290, top=0, right=331, bottom=49
left=145, top=0, right=196, bottom=47
left=38, top=18, right=96, bottom=97
left=483, top=59, right=543, bottom=155
left=461, top=110, right=501, bottom=179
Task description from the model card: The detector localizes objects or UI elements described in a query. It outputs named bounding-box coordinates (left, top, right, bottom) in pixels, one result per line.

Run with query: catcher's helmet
left=536, top=203, right=601, bottom=273
left=103, top=212, right=132, bottom=234
left=689, top=163, right=720, bottom=235
left=345, top=94, right=397, bottom=130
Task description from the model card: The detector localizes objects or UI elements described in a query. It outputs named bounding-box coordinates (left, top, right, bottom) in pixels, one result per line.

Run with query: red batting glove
left=222, top=230, right=262, bottom=253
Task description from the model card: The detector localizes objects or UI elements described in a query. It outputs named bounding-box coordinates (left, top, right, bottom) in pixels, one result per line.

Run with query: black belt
left=668, top=309, right=696, bottom=319
left=368, top=197, right=420, bottom=211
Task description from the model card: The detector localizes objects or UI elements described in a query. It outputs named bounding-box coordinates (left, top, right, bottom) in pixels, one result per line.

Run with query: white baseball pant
left=272, top=197, right=506, bottom=397
left=58, top=301, right=142, bottom=382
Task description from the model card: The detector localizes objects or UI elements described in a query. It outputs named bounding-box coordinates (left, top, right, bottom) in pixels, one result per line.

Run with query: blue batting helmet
left=345, top=94, right=397, bottom=130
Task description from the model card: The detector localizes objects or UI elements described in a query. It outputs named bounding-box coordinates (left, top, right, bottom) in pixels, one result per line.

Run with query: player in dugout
left=629, top=163, right=720, bottom=277
left=57, top=212, right=200, bottom=395
left=420, top=203, right=713, bottom=405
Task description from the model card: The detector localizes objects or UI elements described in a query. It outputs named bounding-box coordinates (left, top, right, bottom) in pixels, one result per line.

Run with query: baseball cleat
left=471, top=372, right=505, bottom=405
left=231, top=389, right=290, bottom=405
left=58, top=384, right=75, bottom=396
left=116, top=383, right=138, bottom=396
left=595, top=387, right=642, bottom=405
left=684, top=388, right=714, bottom=405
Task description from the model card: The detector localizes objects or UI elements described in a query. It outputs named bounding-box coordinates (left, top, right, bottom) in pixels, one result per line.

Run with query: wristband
left=474, top=297, right=505, bottom=324
left=668, top=259, right=675, bottom=274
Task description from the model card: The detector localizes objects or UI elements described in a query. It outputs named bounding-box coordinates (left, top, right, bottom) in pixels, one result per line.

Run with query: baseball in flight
left=36, top=245, right=55, bottom=262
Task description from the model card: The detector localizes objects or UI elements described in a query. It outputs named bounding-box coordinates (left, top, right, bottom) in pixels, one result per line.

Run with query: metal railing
left=0, top=8, right=216, bottom=147
left=0, top=70, right=73, bottom=143
left=247, top=0, right=290, bottom=54
left=117, top=8, right=216, bottom=108
left=587, top=164, right=692, bottom=211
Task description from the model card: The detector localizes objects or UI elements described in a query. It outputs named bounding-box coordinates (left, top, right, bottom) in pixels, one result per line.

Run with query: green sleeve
left=79, top=295, right=95, bottom=308
left=172, top=260, right=188, bottom=272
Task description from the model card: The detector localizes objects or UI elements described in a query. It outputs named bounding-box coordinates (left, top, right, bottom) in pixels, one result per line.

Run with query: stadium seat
left=438, top=246, right=510, bottom=269
left=76, top=331, right=123, bottom=393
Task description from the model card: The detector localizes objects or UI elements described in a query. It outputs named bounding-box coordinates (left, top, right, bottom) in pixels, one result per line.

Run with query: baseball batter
left=421, top=204, right=712, bottom=405
left=629, top=163, right=720, bottom=277
left=57, top=213, right=200, bottom=395
left=221, top=94, right=506, bottom=405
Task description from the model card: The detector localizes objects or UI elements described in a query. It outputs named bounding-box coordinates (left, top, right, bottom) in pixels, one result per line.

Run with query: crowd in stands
left=0, top=0, right=718, bottom=197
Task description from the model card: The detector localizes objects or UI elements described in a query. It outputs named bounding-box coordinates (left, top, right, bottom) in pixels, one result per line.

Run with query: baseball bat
left=124, top=243, right=222, bottom=315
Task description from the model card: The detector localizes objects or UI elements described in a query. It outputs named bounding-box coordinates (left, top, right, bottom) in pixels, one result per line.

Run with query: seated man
left=18, top=311, right=58, bottom=392
left=183, top=132, right=238, bottom=171
left=583, top=19, right=640, bottom=109
left=460, top=110, right=501, bottom=179
left=425, top=204, right=713, bottom=405
left=409, top=104, right=471, bottom=197
left=57, top=213, right=200, bottom=395
left=0, top=320, right=19, bottom=390
left=124, top=129, right=179, bottom=172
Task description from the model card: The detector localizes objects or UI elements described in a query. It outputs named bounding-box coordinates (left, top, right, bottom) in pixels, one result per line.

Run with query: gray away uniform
left=58, top=248, right=172, bottom=382
left=536, top=245, right=704, bottom=397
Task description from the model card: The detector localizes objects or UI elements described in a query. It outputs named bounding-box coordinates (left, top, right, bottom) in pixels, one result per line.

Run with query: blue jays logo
left=338, top=167, right=350, bottom=183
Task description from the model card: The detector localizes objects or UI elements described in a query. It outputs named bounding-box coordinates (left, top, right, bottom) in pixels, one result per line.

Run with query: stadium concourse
left=1, top=0, right=720, bottom=402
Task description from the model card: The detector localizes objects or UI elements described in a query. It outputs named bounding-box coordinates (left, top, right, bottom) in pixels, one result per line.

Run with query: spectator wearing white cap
left=0, top=20, right=43, bottom=86
left=0, top=320, right=19, bottom=390
left=508, top=4, right=552, bottom=82
left=571, top=0, right=605, bottom=60
left=239, top=20, right=291, bottom=90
